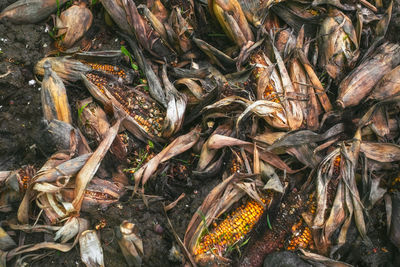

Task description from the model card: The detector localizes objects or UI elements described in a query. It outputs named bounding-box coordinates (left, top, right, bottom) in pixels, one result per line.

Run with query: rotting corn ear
left=41, top=61, right=72, bottom=124
left=368, top=65, right=400, bottom=101
left=56, top=1, right=93, bottom=49
left=208, top=0, right=254, bottom=47
left=337, top=42, right=400, bottom=109
left=0, top=0, right=68, bottom=24
left=318, top=9, right=359, bottom=80
left=35, top=57, right=91, bottom=82
left=286, top=219, right=314, bottom=251
left=194, top=197, right=268, bottom=256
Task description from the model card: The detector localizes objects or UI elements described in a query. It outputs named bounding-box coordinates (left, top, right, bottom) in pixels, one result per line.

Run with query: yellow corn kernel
left=194, top=198, right=268, bottom=256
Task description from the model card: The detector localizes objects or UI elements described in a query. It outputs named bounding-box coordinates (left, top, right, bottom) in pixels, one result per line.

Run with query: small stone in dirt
left=153, top=223, right=164, bottom=234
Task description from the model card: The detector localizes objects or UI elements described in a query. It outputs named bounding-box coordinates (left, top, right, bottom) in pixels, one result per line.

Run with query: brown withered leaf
left=73, top=118, right=122, bottom=212
left=134, top=126, right=201, bottom=191
left=360, top=142, right=400, bottom=162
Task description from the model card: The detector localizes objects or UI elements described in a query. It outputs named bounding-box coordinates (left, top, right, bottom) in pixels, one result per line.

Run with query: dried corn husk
left=134, top=126, right=201, bottom=191
left=17, top=153, right=91, bottom=224
left=73, top=118, right=122, bottom=212
left=318, top=9, right=359, bottom=80
left=0, top=0, right=68, bottom=24
left=35, top=57, right=91, bottom=82
left=238, top=0, right=268, bottom=27
left=123, top=0, right=173, bottom=58
left=61, top=178, right=125, bottom=212
left=41, top=61, right=72, bottom=124
left=79, top=230, right=104, bottom=267
left=5, top=218, right=89, bottom=262
left=77, top=98, right=126, bottom=161
left=161, top=65, right=188, bottom=138
left=0, top=227, right=16, bottom=251
left=56, top=2, right=93, bottom=48
left=368, top=65, right=400, bottom=101
left=208, top=0, right=254, bottom=47
left=115, top=221, right=144, bottom=267
left=337, top=42, right=400, bottom=108
left=196, top=122, right=233, bottom=172
left=184, top=173, right=266, bottom=264
left=312, top=130, right=367, bottom=255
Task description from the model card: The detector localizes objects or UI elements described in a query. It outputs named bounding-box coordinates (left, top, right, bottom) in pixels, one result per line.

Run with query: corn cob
left=85, top=62, right=127, bottom=80
left=83, top=190, right=116, bottom=200
left=286, top=219, right=314, bottom=251
left=85, top=72, right=164, bottom=137
left=239, top=190, right=307, bottom=266
left=18, top=165, right=36, bottom=191
left=195, top=197, right=268, bottom=256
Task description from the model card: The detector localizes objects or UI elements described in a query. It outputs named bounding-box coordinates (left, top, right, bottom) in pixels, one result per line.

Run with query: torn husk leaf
left=72, top=118, right=122, bottom=212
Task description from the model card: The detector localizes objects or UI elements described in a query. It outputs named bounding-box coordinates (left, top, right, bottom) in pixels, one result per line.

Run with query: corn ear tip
left=336, top=99, right=345, bottom=109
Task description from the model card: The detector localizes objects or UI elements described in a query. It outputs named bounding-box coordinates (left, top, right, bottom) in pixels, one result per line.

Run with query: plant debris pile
left=1, top=0, right=400, bottom=266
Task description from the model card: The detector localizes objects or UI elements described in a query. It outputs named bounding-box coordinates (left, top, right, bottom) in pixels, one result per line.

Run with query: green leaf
left=56, top=0, right=60, bottom=17
left=266, top=214, right=272, bottom=230
left=78, top=103, right=89, bottom=120
left=121, top=45, right=139, bottom=71
left=148, top=140, right=154, bottom=149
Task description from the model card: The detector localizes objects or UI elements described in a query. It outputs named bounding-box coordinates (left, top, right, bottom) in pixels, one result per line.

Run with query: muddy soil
left=0, top=1, right=219, bottom=266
